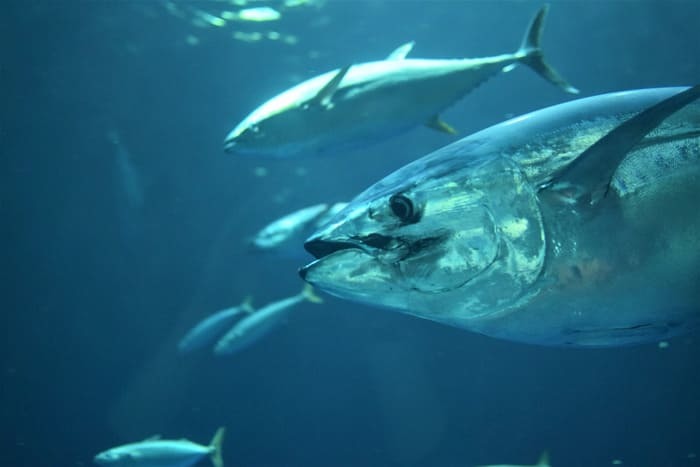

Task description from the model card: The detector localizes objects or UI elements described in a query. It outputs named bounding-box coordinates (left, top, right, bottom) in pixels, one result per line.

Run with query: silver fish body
left=477, top=451, right=550, bottom=467
left=224, top=5, right=577, bottom=158
left=251, top=202, right=347, bottom=258
left=94, top=427, right=225, bottom=467
left=177, top=300, right=253, bottom=353
left=301, top=86, right=700, bottom=347
left=213, top=285, right=321, bottom=356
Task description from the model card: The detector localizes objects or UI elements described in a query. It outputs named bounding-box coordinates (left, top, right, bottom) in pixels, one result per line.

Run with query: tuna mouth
left=304, top=239, right=360, bottom=260
left=304, top=233, right=395, bottom=260
left=299, top=240, right=358, bottom=281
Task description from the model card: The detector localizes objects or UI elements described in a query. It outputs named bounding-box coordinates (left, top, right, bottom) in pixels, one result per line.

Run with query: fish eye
left=389, top=194, right=419, bottom=223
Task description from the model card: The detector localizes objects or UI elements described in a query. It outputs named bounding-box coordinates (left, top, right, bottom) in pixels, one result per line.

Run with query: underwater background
left=3, top=1, right=700, bottom=466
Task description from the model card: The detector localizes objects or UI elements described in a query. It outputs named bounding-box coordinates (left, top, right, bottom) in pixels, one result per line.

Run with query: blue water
left=3, top=1, right=699, bottom=466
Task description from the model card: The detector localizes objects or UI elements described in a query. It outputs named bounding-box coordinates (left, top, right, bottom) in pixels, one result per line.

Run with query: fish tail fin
left=535, top=450, right=550, bottom=466
left=516, top=4, right=579, bottom=94
left=209, top=426, right=225, bottom=467
left=240, top=295, right=255, bottom=313
left=301, top=284, right=324, bottom=304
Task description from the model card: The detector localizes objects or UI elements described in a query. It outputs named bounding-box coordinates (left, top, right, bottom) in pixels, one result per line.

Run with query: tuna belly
left=490, top=271, right=700, bottom=347
left=307, top=76, right=475, bottom=154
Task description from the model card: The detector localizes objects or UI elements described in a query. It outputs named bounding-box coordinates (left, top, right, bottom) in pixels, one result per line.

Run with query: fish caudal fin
left=301, top=284, right=324, bottom=304
left=517, top=5, right=579, bottom=94
left=209, top=426, right=226, bottom=467
left=536, top=450, right=550, bottom=466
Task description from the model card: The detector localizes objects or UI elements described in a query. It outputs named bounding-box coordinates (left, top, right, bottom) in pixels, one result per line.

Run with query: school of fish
left=94, top=2, right=700, bottom=465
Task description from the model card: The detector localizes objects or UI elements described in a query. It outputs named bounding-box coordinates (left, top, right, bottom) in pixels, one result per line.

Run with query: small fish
left=301, top=86, right=700, bottom=347
left=224, top=5, right=577, bottom=158
left=94, top=427, right=225, bottom=467
left=251, top=202, right=347, bottom=258
left=191, top=8, right=227, bottom=27
left=477, top=451, right=551, bottom=467
left=177, top=298, right=254, bottom=353
left=107, top=130, right=146, bottom=243
left=108, top=130, right=144, bottom=210
left=235, top=6, right=282, bottom=22
left=214, top=285, right=322, bottom=356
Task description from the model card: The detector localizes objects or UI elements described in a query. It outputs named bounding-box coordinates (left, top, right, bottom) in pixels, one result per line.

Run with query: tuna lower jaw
left=299, top=247, right=379, bottom=291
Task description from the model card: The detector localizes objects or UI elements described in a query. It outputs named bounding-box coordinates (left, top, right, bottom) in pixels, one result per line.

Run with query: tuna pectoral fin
left=425, top=115, right=457, bottom=135
left=310, top=65, right=351, bottom=109
left=517, top=5, right=579, bottom=94
left=302, top=284, right=324, bottom=304
left=545, top=85, right=700, bottom=206
left=209, top=426, right=226, bottom=467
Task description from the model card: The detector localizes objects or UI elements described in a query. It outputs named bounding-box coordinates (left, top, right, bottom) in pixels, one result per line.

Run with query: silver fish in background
left=224, top=5, right=578, bottom=158
left=477, top=451, right=550, bottom=467
left=177, top=298, right=254, bottom=353
left=214, top=285, right=322, bottom=356
left=107, top=130, right=144, bottom=210
left=94, top=427, right=225, bottom=467
left=251, top=202, right=347, bottom=258
left=107, top=130, right=146, bottom=243
left=301, top=86, right=700, bottom=347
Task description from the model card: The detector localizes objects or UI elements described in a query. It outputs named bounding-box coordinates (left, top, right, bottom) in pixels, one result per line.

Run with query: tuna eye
left=389, top=194, right=419, bottom=223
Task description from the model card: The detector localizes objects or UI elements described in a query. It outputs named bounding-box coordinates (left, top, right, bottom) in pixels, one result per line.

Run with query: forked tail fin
left=209, top=426, right=226, bottom=467
left=517, top=4, right=579, bottom=94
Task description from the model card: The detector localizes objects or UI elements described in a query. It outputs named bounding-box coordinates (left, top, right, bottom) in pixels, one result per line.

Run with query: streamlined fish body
left=224, top=5, right=577, bottom=158
left=301, top=86, right=700, bottom=347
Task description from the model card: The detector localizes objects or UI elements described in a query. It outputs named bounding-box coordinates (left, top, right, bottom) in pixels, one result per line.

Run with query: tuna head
left=93, top=449, right=127, bottom=465
left=223, top=108, right=308, bottom=158
left=300, top=149, right=546, bottom=328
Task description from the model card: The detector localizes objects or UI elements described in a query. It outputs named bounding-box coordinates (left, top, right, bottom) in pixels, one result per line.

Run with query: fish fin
left=301, top=284, right=324, bottom=304
left=209, top=426, right=225, bottom=467
left=240, top=295, right=255, bottom=313
left=516, top=5, right=579, bottom=94
left=425, top=114, right=457, bottom=135
left=536, top=450, right=550, bottom=466
left=143, top=434, right=161, bottom=441
left=386, top=41, right=415, bottom=60
left=310, top=65, right=351, bottom=109
left=544, top=85, right=700, bottom=206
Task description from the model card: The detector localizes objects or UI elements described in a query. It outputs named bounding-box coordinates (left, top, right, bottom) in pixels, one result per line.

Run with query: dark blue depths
left=2, top=1, right=700, bottom=466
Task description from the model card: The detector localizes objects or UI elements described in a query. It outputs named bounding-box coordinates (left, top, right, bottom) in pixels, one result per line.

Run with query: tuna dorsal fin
left=386, top=41, right=415, bottom=60
left=240, top=295, right=255, bottom=313
left=425, top=114, right=457, bottom=135
left=143, top=435, right=161, bottom=441
left=310, top=65, right=351, bottom=109
left=544, top=85, right=700, bottom=206
left=536, top=450, right=550, bottom=466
